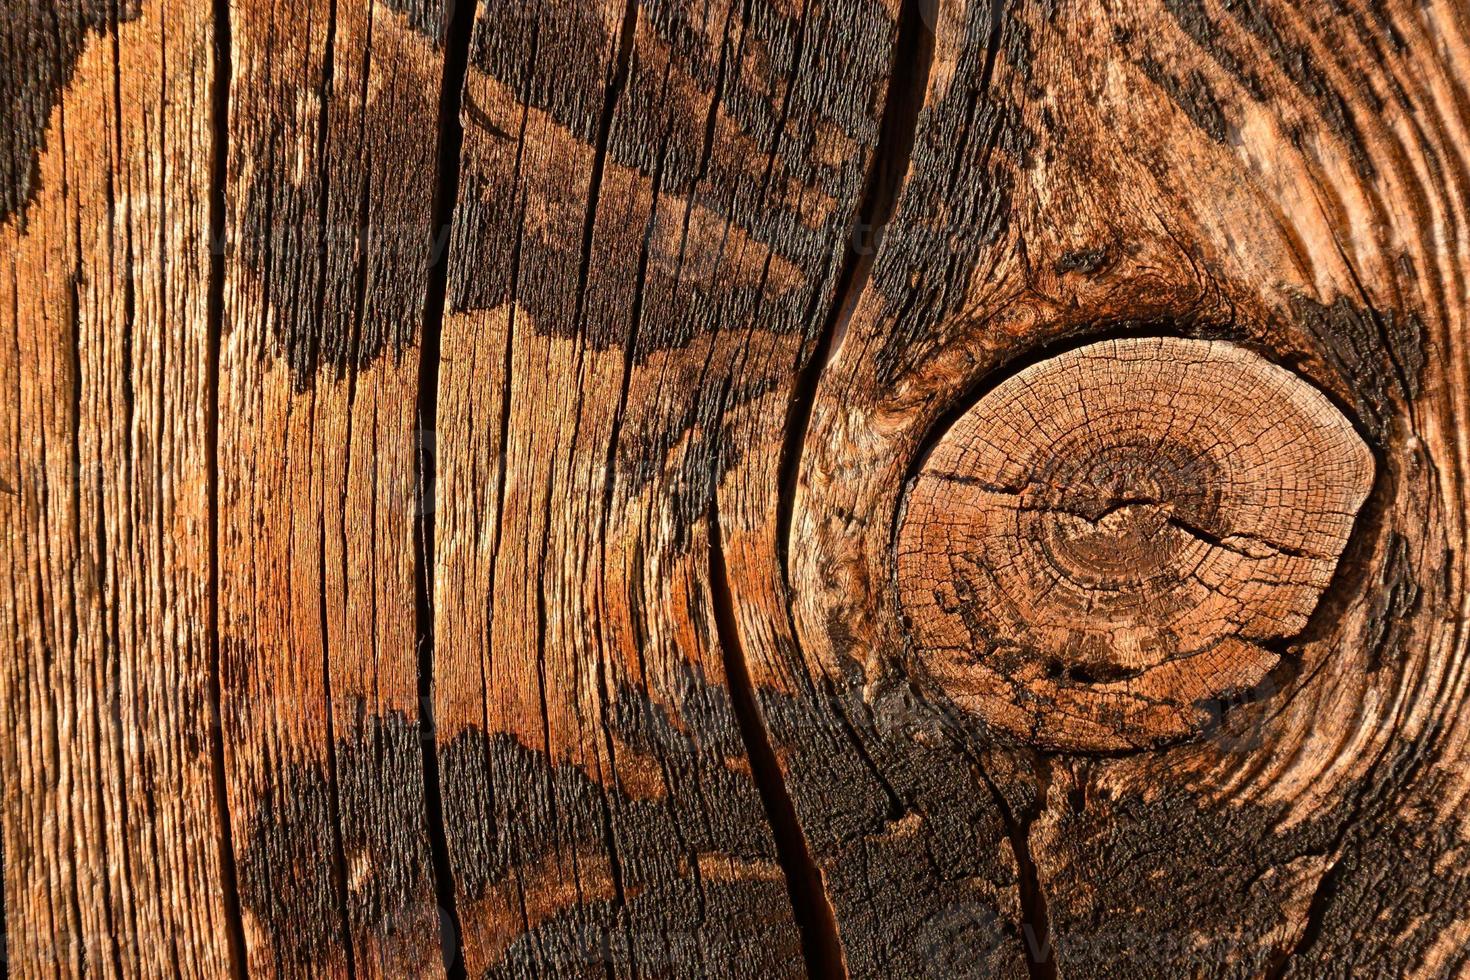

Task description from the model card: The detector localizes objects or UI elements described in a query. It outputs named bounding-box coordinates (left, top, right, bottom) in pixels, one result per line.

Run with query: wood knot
left=895, top=337, right=1374, bottom=752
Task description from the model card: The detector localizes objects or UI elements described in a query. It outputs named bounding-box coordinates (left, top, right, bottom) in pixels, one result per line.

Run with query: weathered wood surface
left=2, top=1, right=236, bottom=975
left=3, top=0, right=1469, bottom=978
left=216, top=0, right=451, bottom=973
left=429, top=0, right=895, bottom=972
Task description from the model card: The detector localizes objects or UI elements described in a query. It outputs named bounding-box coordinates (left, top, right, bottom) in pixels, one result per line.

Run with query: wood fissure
left=977, top=765, right=1054, bottom=980
left=305, top=7, right=362, bottom=974
left=206, top=0, right=249, bottom=969
left=319, top=510, right=361, bottom=980
left=99, top=14, right=141, bottom=954
left=709, top=493, right=844, bottom=980
left=750, top=0, right=943, bottom=970
left=70, top=142, right=122, bottom=979
left=777, top=0, right=937, bottom=579
left=414, top=0, right=480, bottom=976
left=575, top=0, right=641, bottom=340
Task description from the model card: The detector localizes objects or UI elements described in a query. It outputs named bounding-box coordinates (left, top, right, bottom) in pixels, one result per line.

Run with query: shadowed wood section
left=0, top=1, right=237, bottom=975
left=215, top=0, right=452, bottom=973
left=430, top=0, right=899, bottom=974
left=897, top=337, right=1373, bottom=752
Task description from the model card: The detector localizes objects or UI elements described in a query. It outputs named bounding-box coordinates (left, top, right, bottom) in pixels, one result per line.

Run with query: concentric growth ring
left=895, top=337, right=1374, bottom=752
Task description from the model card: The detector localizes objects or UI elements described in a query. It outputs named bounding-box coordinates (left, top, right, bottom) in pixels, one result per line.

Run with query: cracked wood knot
left=895, top=337, right=1374, bottom=753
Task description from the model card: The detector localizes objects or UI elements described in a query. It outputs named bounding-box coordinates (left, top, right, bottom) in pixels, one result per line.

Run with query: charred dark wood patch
left=1280, top=764, right=1470, bottom=977
left=1053, top=248, right=1112, bottom=276
left=1164, top=0, right=1374, bottom=176
left=1292, top=294, right=1425, bottom=440
left=447, top=0, right=889, bottom=352
left=438, top=663, right=804, bottom=977
left=759, top=658, right=1032, bottom=978
left=0, top=0, right=142, bottom=225
left=1125, top=42, right=1231, bottom=144
left=870, top=0, right=1036, bottom=386
left=1040, top=747, right=1470, bottom=978
left=235, top=749, right=348, bottom=972
left=235, top=712, right=442, bottom=975
left=479, top=877, right=800, bottom=980
left=231, top=0, right=448, bottom=389
left=1359, top=532, right=1420, bottom=676
left=378, top=0, right=446, bottom=47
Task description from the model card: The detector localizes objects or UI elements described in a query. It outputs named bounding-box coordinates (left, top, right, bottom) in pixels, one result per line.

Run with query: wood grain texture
left=1, top=0, right=234, bottom=975
left=3, top=0, right=1470, bottom=976
left=216, top=0, right=450, bottom=973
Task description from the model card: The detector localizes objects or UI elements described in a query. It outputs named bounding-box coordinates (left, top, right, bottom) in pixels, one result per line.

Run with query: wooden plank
left=771, top=0, right=1470, bottom=975
left=0, top=0, right=237, bottom=975
left=5, top=0, right=1470, bottom=974
left=430, top=0, right=901, bottom=973
left=215, top=0, right=454, bottom=973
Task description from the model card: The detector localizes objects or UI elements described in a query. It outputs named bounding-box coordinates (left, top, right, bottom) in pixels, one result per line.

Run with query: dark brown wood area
left=3, top=0, right=1468, bottom=977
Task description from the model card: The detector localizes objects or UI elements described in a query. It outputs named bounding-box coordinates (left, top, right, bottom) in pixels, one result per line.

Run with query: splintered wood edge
left=895, top=337, right=1375, bottom=753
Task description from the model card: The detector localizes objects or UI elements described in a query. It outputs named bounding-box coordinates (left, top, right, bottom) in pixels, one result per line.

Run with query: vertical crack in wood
left=575, top=0, right=639, bottom=335
left=205, top=0, right=247, bottom=972
left=415, top=0, right=478, bottom=976
left=776, top=0, right=935, bottom=586
left=977, top=765, right=1055, bottom=980
left=304, top=6, right=358, bottom=974
left=100, top=9, right=141, bottom=970
left=709, top=492, right=845, bottom=980
left=147, top=14, right=182, bottom=966
left=729, top=0, right=936, bottom=973
left=589, top=9, right=661, bottom=973
left=69, top=195, right=116, bottom=980
left=1266, top=857, right=1344, bottom=979
left=317, top=509, right=358, bottom=980
left=344, top=0, right=375, bottom=398
left=543, top=4, right=646, bottom=964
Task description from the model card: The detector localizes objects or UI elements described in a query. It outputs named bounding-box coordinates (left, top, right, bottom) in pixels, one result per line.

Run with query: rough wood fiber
left=0, top=0, right=238, bottom=975
left=1, top=1, right=235, bottom=975
left=772, top=0, right=1470, bottom=975
left=430, top=0, right=899, bottom=974
left=216, top=0, right=451, bottom=973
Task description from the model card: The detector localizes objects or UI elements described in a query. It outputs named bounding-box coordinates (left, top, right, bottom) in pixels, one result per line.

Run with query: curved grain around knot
left=895, top=337, right=1374, bottom=752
